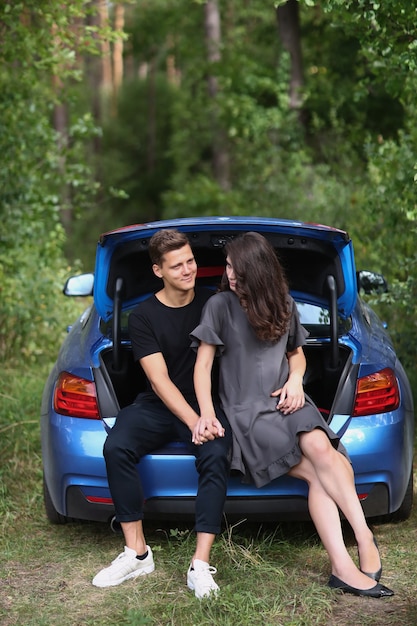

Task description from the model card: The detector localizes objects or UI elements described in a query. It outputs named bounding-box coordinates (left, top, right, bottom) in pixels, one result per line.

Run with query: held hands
left=192, top=414, right=225, bottom=446
left=271, top=373, right=305, bottom=415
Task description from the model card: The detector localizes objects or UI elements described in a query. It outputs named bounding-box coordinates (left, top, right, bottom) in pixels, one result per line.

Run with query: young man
left=92, top=229, right=231, bottom=599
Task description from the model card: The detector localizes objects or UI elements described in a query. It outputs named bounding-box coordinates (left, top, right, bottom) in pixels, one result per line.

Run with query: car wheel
left=379, top=468, right=414, bottom=523
left=43, top=473, right=72, bottom=524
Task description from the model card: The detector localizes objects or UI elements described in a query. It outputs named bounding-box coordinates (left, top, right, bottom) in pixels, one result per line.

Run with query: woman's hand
left=192, top=414, right=225, bottom=445
left=271, top=347, right=306, bottom=415
left=272, top=374, right=305, bottom=415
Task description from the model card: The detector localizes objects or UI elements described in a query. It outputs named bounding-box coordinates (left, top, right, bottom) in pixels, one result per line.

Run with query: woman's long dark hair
left=221, top=232, right=291, bottom=342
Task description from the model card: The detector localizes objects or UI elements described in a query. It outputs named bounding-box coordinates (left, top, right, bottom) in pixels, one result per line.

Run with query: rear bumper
left=44, top=411, right=410, bottom=524
left=144, top=483, right=389, bottom=522
left=65, top=481, right=389, bottom=524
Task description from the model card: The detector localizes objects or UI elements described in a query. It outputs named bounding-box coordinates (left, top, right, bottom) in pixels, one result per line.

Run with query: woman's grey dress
left=191, top=291, right=348, bottom=488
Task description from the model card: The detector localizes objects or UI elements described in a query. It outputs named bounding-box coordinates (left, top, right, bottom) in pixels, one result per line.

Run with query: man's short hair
left=148, top=229, right=191, bottom=266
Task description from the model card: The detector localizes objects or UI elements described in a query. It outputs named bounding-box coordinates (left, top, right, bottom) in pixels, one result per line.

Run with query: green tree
left=0, top=1, right=113, bottom=362
left=306, top=0, right=417, bottom=381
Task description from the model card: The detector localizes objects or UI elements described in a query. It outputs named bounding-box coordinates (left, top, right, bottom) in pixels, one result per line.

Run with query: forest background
left=2, top=3, right=417, bottom=624
left=1, top=0, right=417, bottom=396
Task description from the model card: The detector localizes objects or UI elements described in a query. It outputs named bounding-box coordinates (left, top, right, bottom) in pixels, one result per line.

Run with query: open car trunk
left=93, top=221, right=357, bottom=426
left=96, top=341, right=355, bottom=426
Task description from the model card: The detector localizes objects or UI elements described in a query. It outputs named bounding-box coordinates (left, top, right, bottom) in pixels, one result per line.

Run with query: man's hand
left=192, top=414, right=225, bottom=446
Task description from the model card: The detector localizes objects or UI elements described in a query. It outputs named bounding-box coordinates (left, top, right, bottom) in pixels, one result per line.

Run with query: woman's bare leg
left=289, top=448, right=379, bottom=589
left=297, top=430, right=380, bottom=576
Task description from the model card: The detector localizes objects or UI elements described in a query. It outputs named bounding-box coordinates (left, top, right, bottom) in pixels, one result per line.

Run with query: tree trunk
left=51, top=18, right=72, bottom=236
left=276, top=0, right=304, bottom=113
left=112, top=3, right=125, bottom=114
left=85, top=0, right=102, bottom=146
left=53, top=91, right=72, bottom=236
left=147, top=58, right=156, bottom=175
left=204, top=0, right=230, bottom=191
left=99, top=0, right=113, bottom=119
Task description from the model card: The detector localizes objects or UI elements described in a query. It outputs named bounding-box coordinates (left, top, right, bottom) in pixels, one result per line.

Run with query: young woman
left=191, top=231, right=393, bottom=598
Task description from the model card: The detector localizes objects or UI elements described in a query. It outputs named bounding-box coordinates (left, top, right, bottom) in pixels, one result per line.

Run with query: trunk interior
left=97, top=342, right=353, bottom=422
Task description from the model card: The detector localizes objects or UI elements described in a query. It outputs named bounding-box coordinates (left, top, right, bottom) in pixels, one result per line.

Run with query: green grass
left=1, top=366, right=417, bottom=625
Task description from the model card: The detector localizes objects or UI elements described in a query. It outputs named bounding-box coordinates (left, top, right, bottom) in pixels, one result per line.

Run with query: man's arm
left=140, top=352, right=224, bottom=441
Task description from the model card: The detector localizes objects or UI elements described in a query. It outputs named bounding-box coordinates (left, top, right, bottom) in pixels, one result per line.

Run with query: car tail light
left=54, top=372, right=100, bottom=419
left=85, top=496, right=113, bottom=504
left=353, top=367, right=400, bottom=417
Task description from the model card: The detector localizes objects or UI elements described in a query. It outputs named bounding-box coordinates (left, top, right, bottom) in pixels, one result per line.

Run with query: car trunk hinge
left=113, top=277, right=124, bottom=371
left=326, top=275, right=339, bottom=369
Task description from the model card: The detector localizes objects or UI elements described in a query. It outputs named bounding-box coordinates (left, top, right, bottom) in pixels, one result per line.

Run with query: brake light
left=353, top=368, right=400, bottom=417
left=54, top=372, right=100, bottom=419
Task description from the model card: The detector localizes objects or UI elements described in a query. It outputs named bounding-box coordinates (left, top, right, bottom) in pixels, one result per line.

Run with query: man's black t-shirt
left=128, top=287, right=213, bottom=402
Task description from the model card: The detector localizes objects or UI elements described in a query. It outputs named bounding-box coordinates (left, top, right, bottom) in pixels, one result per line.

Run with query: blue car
left=41, top=217, right=414, bottom=527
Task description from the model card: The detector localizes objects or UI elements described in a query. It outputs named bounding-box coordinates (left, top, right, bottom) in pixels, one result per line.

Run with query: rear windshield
left=297, top=302, right=351, bottom=337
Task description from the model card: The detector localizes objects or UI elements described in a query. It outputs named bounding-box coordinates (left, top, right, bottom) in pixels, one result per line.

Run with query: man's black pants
left=103, top=393, right=232, bottom=534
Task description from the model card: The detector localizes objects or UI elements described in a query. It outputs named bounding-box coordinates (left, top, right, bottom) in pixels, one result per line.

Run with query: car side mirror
left=63, top=273, right=94, bottom=297
left=357, top=270, right=388, bottom=295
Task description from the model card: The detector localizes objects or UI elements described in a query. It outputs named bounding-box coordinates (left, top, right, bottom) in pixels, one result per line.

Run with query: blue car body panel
left=41, top=217, right=414, bottom=524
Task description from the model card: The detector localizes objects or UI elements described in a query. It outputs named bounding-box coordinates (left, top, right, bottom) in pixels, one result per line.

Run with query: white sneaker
left=92, top=546, right=155, bottom=588
left=187, top=559, right=219, bottom=599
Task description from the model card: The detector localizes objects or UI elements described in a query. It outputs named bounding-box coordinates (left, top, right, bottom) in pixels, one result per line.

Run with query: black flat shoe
left=328, top=574, right=394, bottom=598
left=360, top=536, right=382, bottom=582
